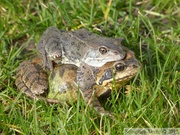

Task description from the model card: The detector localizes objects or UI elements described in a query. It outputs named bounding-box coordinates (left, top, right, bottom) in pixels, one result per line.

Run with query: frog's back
left=59, top=31, right=89, bottom=66
left=48, top=64, right=78, bottom=102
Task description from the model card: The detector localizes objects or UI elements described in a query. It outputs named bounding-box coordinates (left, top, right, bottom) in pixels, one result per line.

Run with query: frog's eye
left=115, top=63, right=125, bottom=71
left=99, top=46, right=108, bottom=55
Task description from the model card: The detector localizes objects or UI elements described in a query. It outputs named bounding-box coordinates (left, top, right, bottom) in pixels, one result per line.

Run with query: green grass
left=0, top=0, right=180, bottom=134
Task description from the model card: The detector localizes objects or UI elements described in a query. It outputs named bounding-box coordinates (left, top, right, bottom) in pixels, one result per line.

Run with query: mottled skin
left=37, top=27, right=127, bottom=109
left=38, top=27, right=126, bottom=70
left=15, top=57, right=58, bottom=103
left=16, top=50, right=140, bottom=116
left=48, top=50, right=140, bottom=115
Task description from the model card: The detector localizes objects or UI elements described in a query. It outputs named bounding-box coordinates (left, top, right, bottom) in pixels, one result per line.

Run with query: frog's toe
left=49, top=53, right=61, bottom=59
left=48, top=52, right=62, bottom=61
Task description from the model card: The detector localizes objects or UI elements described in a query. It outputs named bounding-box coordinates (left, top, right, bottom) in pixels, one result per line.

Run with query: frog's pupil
left=99, top=46, right=108, bottom=55
left=115, top=63, right=125, bottom=71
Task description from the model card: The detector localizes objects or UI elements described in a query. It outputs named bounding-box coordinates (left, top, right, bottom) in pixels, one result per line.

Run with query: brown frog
left=24, top=27, right=127, bottom=106
left=16, top=49, right=140, bottom=116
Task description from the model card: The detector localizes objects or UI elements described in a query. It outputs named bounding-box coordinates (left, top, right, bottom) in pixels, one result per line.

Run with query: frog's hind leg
left=15, top=58, right=48, bottom=99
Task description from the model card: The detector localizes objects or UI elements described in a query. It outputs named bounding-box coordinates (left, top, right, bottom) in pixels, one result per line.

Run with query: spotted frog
left=36, top=27, right=127, bottom=105
left=16, top=49, right=140, bottom=116
left=38, top=27, right=126, bottom=70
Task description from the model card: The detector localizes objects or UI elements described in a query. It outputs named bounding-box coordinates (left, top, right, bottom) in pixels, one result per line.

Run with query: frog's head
left=83, top=44, right=126, bottom=67
left=95, top=50, right=141, bottom=96
left=72, top=28, right=126, bottom=67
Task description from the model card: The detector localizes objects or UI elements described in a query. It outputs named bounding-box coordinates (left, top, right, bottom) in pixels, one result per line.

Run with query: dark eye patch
left=98, top=69, right=113, bottom=85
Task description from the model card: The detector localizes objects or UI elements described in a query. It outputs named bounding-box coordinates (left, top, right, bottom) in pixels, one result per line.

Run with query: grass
left=0, top=0, right=180, bottom=134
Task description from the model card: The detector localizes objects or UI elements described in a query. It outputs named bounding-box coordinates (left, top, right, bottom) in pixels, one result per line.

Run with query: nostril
left=132, top=64, right=138, bottom=68
left=114, top=51, right=118, bottom=55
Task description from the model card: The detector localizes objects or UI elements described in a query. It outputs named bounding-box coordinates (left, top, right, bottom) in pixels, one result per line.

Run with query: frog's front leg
left=37, top=26, right=62, bottom=71
left=15, top=58, right=48, bottom=99
left=83, top=88, right=113, bottom=116
left=77, top=63, right=111, bottom=116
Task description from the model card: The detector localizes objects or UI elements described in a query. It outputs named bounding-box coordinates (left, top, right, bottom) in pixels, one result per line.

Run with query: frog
left=37, top=27, right=127, bottom=107
left=37, top=27, right=126, bottom=70
left=16, top=49, right=140, bottom=116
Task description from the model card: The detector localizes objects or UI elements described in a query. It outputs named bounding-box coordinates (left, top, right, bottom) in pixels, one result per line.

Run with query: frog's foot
left=15, top=58, right=48, bottom=99
left=48, top=50, right=61, bottom=60
left=83, top=89, right=116, bottom=120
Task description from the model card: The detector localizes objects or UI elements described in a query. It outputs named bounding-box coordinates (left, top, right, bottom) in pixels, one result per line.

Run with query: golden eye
left=115, top=63, right=125, bottom=71
left=99, top=46, right=108, bottom=55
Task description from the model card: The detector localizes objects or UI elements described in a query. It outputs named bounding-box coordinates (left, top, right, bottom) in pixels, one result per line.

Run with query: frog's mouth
left=83, top=50, right=124, bottom=67
left=84, top=57, right=119, bottom=67
left=99, top=73, right=137, bottom=86
left=98, top=68, right=138, bottom=86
